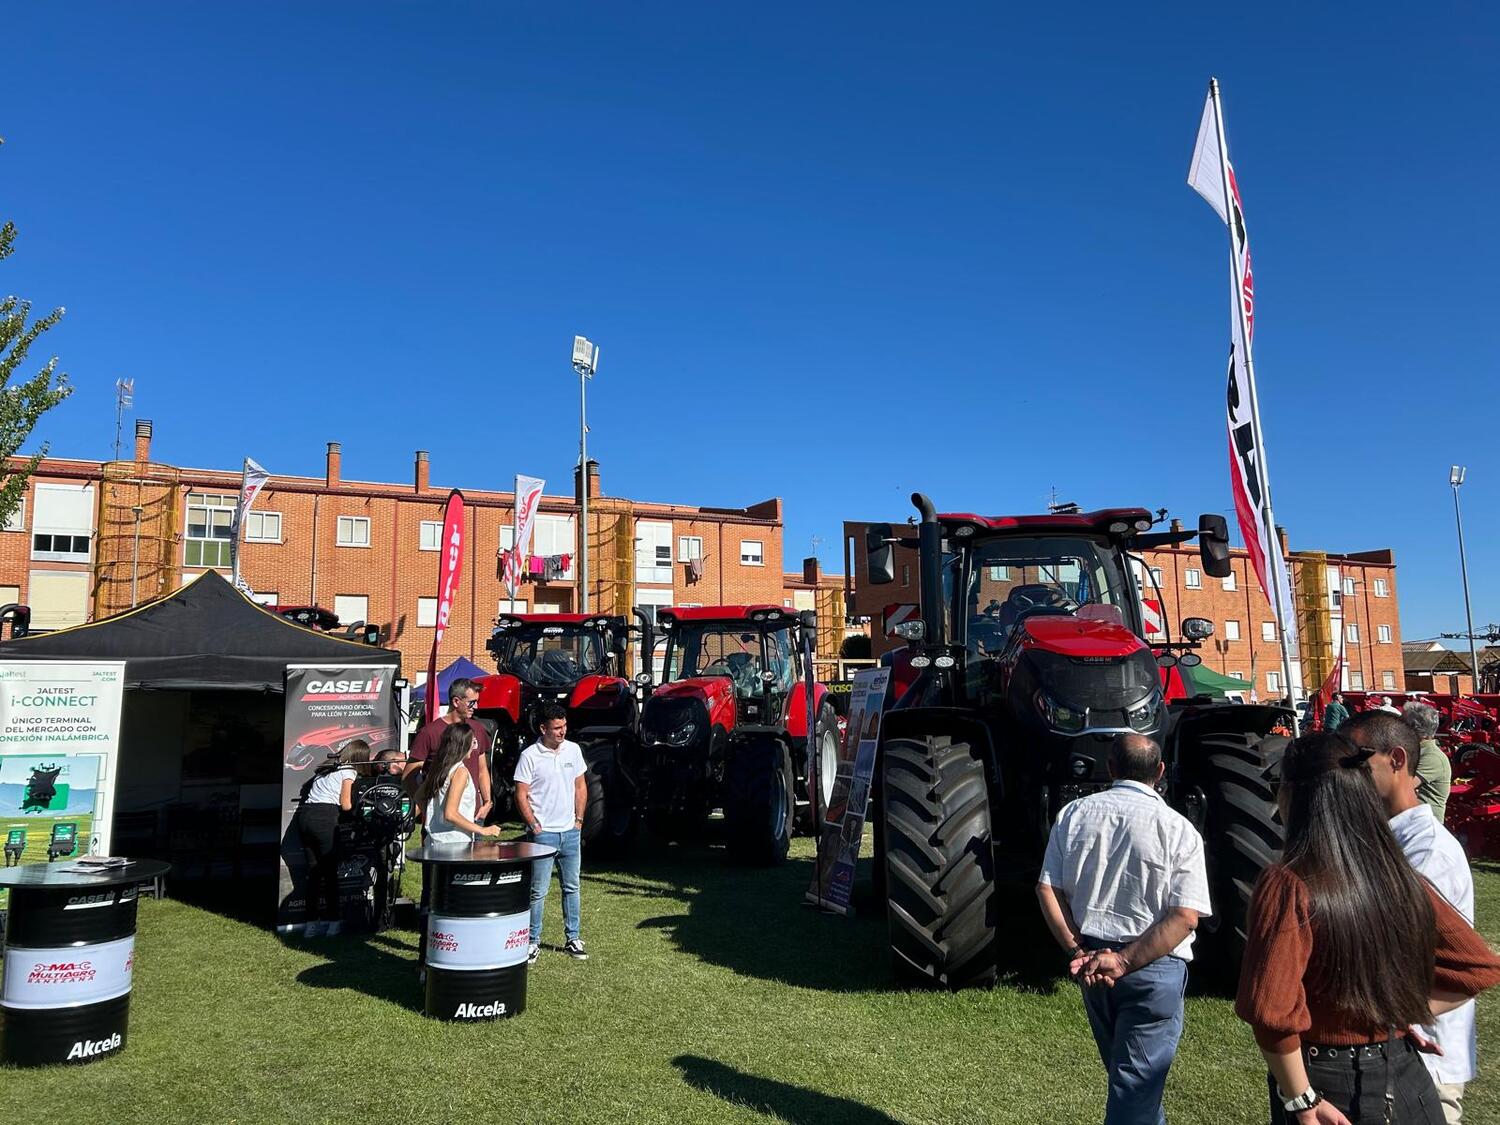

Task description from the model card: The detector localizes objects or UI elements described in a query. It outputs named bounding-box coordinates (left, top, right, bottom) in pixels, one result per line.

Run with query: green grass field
left=4, top=840, right=1499, bottom=1124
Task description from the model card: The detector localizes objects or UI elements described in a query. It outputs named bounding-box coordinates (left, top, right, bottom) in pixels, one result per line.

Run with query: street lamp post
left=130, top=504, right=144, bottom=607
left=572, top=336, right=599, bottom=613
left=1451, top=466, right=1480, bottom=686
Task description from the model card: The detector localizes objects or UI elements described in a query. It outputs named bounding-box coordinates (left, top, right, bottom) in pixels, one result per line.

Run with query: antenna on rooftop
left=113, top=379, right=135, bottom=460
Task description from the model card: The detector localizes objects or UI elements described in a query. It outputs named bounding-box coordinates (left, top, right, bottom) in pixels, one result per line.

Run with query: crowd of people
left=1037, top=703, right=1498, bottom=1124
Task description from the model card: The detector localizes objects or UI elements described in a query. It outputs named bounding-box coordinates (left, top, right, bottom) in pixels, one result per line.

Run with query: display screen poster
left=277, top=663, right=399, bottom=931
left=0, top=661, right=125, bottom=880
left=805, top=667, right=889, bottom=915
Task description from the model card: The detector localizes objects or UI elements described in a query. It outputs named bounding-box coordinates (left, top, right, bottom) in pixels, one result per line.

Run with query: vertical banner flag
left=805, top=667, right=890, bottom=915
left=230, top=458, right=271, bottom=594
left=1188, top=82, right=1300, bottom=687
left=426, top=490, right=466, bottom=724
left=503, top=475, right=546, bottom=601
left=277, top=664, right=399, bottom=931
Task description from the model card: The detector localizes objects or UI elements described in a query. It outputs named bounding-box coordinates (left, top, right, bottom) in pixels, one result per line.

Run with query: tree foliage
left=0, top=155, right=72, bottom=529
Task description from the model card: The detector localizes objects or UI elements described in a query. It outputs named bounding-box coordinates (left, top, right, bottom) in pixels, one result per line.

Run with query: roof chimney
left=803, top=557, right=820, bottom=585
left=573, top=458, right=601, bottom=503
left=326, top=442, right=341, bottom=489
left=415, top=450, right=430, bottom=493
left=134, top=420, right=152, bottom=463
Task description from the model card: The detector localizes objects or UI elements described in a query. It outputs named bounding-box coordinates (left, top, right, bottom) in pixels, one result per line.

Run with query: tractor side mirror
left=866, top=524, right=895, bottom=586
left=1197, top=514, right=1232, bottom=579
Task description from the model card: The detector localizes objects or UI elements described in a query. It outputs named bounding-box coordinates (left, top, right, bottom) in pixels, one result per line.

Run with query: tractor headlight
left=1035, top=691, right=1086, bottom=734
left=1126, top=691, right=1163, bottom=732
left=665, top=720, right=699, bottom=747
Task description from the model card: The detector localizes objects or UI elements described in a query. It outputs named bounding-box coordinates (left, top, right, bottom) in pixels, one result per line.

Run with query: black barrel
left=0, top=860, right=169, bottom=1067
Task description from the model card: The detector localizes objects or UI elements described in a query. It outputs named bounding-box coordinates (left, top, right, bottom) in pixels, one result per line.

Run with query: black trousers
left=297, top=804, right=343, bottom=922
left=1267, top=1039, right=1443, bottom=1124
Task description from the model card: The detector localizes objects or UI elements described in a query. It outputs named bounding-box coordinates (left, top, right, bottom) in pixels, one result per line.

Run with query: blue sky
left=3, top=4, right=1495, bottom=639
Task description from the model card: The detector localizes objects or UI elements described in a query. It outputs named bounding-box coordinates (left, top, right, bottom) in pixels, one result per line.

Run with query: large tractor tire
left=796, top=703, right=842, bottom=835
left=1198, top=730, right=1285, bottom=966
left=724, top=736, right=794, bottom=865
left=581, top=742, right=639, bottom=857
left=882, top=735, right=997, bottom=989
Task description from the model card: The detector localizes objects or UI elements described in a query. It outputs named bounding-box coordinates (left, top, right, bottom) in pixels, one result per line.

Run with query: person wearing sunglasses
left=1236, top=732, right=1500, bottom=1124
left=404, top=677, right=493, bottom=823
left=1346, top=710, right=1475, bottom=1124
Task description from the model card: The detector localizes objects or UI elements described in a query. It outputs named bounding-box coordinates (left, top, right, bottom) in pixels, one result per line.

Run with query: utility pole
left=1450, top=466, right=1480, bottom=687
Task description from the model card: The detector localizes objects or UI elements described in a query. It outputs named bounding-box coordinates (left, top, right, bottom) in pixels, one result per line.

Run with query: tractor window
left=668, top=625, right=766, bottom=701
left=491, top=626, right=605, bottom=686
left=959, top=535, right=1135, bottom=655
left=764, top=628, right=796, bottom=693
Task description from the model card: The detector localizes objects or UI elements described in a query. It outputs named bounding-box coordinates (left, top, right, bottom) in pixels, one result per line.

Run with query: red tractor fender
left=475, top=674, right=522, bottom=725
left=784, top=681, right=830, bottom=738
left=569, top=673, right=630, bottom=711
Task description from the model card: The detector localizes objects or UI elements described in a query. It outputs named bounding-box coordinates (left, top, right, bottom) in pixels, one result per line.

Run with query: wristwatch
left=1281, top=1087, right=1321, bottom=1114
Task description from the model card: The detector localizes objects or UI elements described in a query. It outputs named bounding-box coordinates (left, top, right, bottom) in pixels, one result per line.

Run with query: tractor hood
left=650, top=677, right=735, bottom=709
left=1019, top=615, right=1147, bottom=660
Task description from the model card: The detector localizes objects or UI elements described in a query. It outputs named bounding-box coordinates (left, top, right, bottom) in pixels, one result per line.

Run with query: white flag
left=505, top=475, right=546, bottom=600
left=1187, top=92, right=1228, bottom=224
left=231, top=458, right=271, bottom=588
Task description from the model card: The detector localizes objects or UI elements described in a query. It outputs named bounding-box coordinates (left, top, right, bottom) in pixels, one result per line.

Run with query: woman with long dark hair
left=1237, top=732, right=1500, bottom=1123
left=417, top=722, right=500, bottom=846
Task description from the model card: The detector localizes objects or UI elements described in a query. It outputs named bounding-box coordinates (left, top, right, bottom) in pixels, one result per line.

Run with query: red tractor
left=479, top=612, right=651, bottom=854
left=640, top=605, right=839, bottom=864
left=863, top=495, right=1289, bottom=988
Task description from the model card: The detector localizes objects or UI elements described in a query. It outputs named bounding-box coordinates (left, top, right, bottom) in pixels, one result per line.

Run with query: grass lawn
left=5, top=840, right=1500, bottom=1124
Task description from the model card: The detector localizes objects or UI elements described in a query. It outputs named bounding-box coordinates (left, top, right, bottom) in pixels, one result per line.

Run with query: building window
left=499, top=525, right=515, bottom=551
left=1261, top=621, right=1276, bottom=642
left=3, top=499, right=24, bottom=533
left=417, top=597, right=438, bottom=627
left=1346, top=623, right=1360, bottom=643
left=420, top=520, right=443, bottom=552
left=1374, top=578, right=1389, bottom=598
left=1330, top=590, right=1342, bottom=609
left=783, top=598, right=793, bottom=608
left=31, top=531, right=92, bottom=563
left=336, top=516, right=371, bottom=548
left=679, top=536, right=704, bottom=562
left=1184, top=569, right=1201, bottom=589
left=1224, top=620, right=1240, bottom=641
left=635, top=520, right=670, bottom=584
left=1343, top=577, right=1356, bottom=596
left=1230, top=670, right=1244, bottom=680
left=1378, top=624, right=1392, bottom=644
left=334, top=595, right=368, bottom=626
left=250, top=591, right=278, bottom=606
left=498, top=598, right=529, bottom=615
left=244, top=511, right=281, bottom=543
left=1267, top=671, right=1281, bottom=694
left=987, top=565, right=1010, bottom=581
left=1149, top=567, right=1163, bottom=586
left=0, top=584, right=18, bottom=605
left=1221, top=572, right=1236, bottom=591
left=1350, top=670, right=1365, bottom=690
left=1381, top=670, right=1396, bottom=690
left=740, top=540, right=763, bottom=566
left=184, top=492, right=234, bottom=567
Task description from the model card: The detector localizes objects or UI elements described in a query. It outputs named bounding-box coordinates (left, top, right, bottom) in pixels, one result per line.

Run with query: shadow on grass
left=588, top=840, right=1064, bottom=996
left=674, top=1055, right=903, bottom=1124
left=295, top=934, right=424, bottom=1014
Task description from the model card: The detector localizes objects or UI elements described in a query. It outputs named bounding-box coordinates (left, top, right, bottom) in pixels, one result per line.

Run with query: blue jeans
left=1079, top=940, right=1188, bottom=1125
left=529, top=829, right=581, bottom=945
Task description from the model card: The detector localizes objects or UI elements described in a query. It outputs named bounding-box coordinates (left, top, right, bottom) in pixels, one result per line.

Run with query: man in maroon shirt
left=403, top=677, right=493, bottom=821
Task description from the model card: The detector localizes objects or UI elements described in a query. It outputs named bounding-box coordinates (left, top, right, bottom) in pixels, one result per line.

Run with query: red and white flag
left=1188, top=84, right=1300, bottom=670
left=425, top=490, right=466, bottom=723
left=230, top=457, right=271, bottom=593
left=503, top=475, right=546, bottom=600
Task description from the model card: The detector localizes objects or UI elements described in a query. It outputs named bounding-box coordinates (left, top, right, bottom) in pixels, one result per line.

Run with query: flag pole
left=1207, top=78, right=1300, bottom=733
left=231, top=456, right=248, bottom=590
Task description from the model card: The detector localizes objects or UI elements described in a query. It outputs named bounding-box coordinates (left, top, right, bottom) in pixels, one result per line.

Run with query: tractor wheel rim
left=771, top=762, right=788, bottom=839
left=819, top=730, right=838, bottom=805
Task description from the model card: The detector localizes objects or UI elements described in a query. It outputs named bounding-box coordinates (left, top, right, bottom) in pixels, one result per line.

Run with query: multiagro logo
left=67, top=1032, right=123, bottom=1060
left=504, top=926, right=530, bottom=951
left=27, top=959, right=97, bottom=986
left=429, top=930, right=459, bottom=954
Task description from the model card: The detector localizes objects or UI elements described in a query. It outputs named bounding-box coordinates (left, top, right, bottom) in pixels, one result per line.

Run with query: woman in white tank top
left=416, top=723, right=501, bottom=846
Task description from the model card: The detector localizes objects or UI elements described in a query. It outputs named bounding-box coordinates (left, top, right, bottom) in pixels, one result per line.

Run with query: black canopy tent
left=0, top=571, right=406, bottom=895
left=0, top=569, right=401, bottom=690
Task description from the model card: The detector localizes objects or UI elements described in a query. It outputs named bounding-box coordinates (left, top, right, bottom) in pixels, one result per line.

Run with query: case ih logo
left=495, top=871, right=522, bottom=885
left=65, top=892, right=113, bottom=908
left=304, top=678, right=384, bottom=696
left=504, top=926, right=531, bottom=950
left=27, top=960, right=97, bottom=985
left=454, top=1001, right=505, bottom=1019
left=451, top=872, right=492, bottom=885
left=67, top=1032, right=122, bottom=1060
left=429, top=930, right=459, bottom=953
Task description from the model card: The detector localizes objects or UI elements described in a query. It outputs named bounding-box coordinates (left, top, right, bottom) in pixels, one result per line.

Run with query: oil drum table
left=0, top=859, right=170, bottom=1066
left=408, top=840, right=555, bottom=1022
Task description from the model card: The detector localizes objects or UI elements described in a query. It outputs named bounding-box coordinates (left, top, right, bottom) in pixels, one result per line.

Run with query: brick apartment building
left=0, top=421, right=792, bottom=681
left=842, top=516, right=1403, bottom=701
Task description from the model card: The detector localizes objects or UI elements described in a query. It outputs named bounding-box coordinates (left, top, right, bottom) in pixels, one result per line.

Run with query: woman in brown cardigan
left=1236, top=732, right=1500, bottom=1123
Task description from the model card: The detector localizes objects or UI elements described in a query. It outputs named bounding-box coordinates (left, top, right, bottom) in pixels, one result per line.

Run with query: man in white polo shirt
left=1036, top=734, right=1213, bottom=1125
left=514, top=702, right=589, bottom=965
left=1348, top=709, right=1476, bottom=1124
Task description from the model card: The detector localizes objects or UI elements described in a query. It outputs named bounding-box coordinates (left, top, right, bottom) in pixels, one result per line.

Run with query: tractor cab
left=654, top=606, right=805, bottom=731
